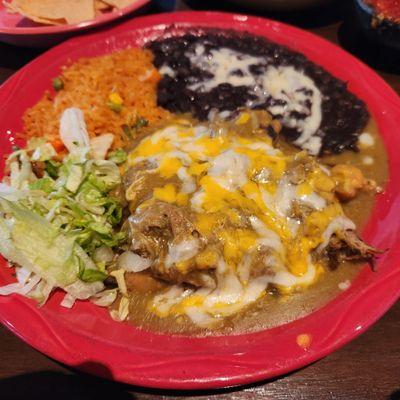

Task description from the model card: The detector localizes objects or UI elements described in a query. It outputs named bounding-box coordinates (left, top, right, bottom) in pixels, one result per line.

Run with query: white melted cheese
left=152, top=286, right=193, bottom=316
left=287, top=218, right=301, bottom=236
left=177, top=167, right=196, bottom=193
left=262, top=66, right=322, bottom=155
left=359, top=132, right=375, bottom=148
left=152, top=260, right=317, bottom=325
left=269, top=262, right=317, bottom=287
left=263, top=178, right=326, bottom=220
left=338, top=280, right=351, bottom=291
left=200, top=271, right=270, bottom=318
left=274, top=180, right=297, bottom=218
left=246, top=141, right=280, bottom=155
left=185, top=306, right=217, bottom=327
left=165, top=238, right=201, bottom=268
left=177, top=45, right=323, bottom=154
left=362, top=155, right=374, bottom=165
left=237, top=253, right=252, bottom=284
left=190, top=189, right=205, bottom=212
left=298, top=191, right=326, bottom=210
left=204, top=272, right=243, bottom=308
left=187, top=46, right=264, bottom=91
left=208, top=150, right=250, bottom=191
left=249, top=216, right=284, bottom=254
left=165, top=150, right=192, bottom=165
left=150, top=125, right=180, bottom=143
left=318, top=216, right=356, bottom=251
left=158, top=65, right=176, bottom=78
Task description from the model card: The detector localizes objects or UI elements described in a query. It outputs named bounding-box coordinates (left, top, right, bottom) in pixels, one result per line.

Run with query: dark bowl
left=222, top=0, right=333, bottom=11
left=354, top=0, right=400, bottom=50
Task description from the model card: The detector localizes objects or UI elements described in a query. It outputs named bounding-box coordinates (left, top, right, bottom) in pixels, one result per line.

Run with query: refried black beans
left=147, top=30, right=369, bottom=156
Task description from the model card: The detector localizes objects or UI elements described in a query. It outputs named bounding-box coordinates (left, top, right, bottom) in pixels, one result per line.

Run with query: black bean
left=147, top=29, right=368, bottom=155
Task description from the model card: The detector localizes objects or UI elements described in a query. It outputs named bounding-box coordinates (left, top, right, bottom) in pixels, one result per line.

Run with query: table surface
left=0, top=1, right=399, bottom=399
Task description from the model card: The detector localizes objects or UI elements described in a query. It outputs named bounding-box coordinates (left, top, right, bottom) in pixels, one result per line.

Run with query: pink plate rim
left=0, top=0, right=149, bottom=35
left=0, top=11, right=400, bottom=390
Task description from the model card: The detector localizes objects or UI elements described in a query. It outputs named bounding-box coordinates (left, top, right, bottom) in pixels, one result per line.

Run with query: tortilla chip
left=3, top=1, right=17, bottom=14
left=101, top=0, right=135, bottom=9
left=4, top=1, right=64, bottom=24
left=64, top=0, right=95, bottom=24
left=94, top=0, right=111, bottom=11
left=6, top=0, right=95, bottom=25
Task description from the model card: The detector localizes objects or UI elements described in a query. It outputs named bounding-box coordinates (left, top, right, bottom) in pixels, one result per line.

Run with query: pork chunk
left=126, top=201, right=217, bottom=288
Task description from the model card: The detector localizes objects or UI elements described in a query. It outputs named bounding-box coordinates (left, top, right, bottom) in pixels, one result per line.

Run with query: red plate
left=0, top=11, right=400, bottom=390
left=0, top=0, right=149, bottom=47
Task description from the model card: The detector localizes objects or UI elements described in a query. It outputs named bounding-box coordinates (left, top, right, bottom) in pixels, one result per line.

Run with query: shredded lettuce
left=7, top=151, right=36, bottom=190
left=60, top=293, right=76, bottom=308
left=45, top=160, right=60, bottom=179
left=0, top=107, right=126, bottom=308
left=78, top=268, right=108, bottom=283
left=0, top=142, right=125, bottom=302
left=0, top=183, right=27, bottom=201
left=30, top=142, right=57, bottom=162
left=0, top=200, right=77, bottom=286
left=65, top=164, right=84, bottom=193
left=90, top=160, right=121, bottom=191
left=59, top=107, right=90, bottom=152
left=90, top=288, right=117, bottom=307
left=107, top=149, right=127, bottom=164
left=0, top=274, right=41, bottom=296
left=0, top=200, right=106, bottom=298
left=27, top=279, right=54, bottom=305
left=90, top=134, right=114, bottom=160
left=29, top=177, right=54, bottom=194
left=25, top=137, right=46, bottom=151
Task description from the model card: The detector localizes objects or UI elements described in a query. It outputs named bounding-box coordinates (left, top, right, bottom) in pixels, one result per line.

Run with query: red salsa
left=366, top=0, right=400, bottom=23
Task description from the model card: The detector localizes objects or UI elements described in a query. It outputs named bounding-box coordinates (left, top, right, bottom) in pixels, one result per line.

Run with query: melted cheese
left=177, top=167, right=196, bottom=193
left=270, top=261, right=317, bottom=288
left=208, top=150, right=250, bottom=191
left=338, top=280, right=351, bottom=291
left=128, top=120, right=347, bottom=326
left=262, top=66, right=322, bottom=155
left=362, top=155, right=374, bottom=165
left=172, top=45, right=323, bottom=154
left=317, top=216, right=356, bottom=251
left=158, top=157, right=182, bottom=178
left=151, top=286, right=193, bottom=317
left=187, top=46, right=264, bottom=91
left=250, top=216, right=284, bottom=255
left=153, top=184, right=188, bottom=206
left=165, top=239, right=201, bottom=268
left=359, top=132, right=375, bottom=148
